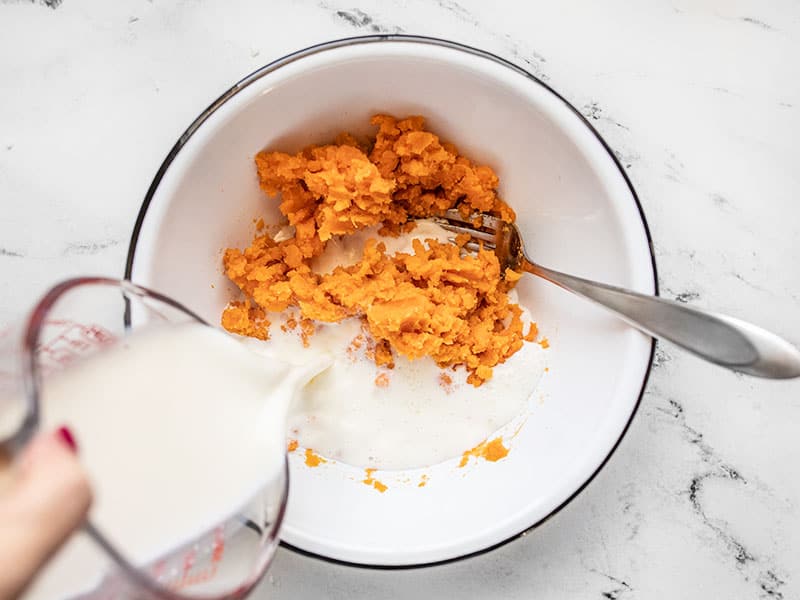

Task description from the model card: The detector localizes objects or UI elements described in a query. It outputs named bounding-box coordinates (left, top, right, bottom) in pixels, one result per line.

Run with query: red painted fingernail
left=56, top=426, right=78, bottom=454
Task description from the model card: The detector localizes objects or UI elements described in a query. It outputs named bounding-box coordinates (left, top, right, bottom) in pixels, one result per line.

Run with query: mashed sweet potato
left=221, top=114, right=531, bottom=385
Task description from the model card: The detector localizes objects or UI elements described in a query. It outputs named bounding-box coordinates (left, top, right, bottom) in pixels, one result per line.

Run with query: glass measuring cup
left=0, top=277, right=287, bottom=600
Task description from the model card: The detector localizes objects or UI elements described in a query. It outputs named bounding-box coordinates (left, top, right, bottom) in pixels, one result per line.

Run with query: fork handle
left=523, top=261, right=800, bottom=378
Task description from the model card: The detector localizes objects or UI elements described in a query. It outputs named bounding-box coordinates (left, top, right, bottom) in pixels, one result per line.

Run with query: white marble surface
left=2, top=1, right=799, bottom=598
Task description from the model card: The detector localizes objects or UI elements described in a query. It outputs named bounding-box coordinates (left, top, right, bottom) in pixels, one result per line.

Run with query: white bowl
left=126, top=36, right=656, bottom=567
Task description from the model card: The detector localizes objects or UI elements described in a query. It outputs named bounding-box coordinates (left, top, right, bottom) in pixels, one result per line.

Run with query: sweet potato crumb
left=483, top=438, right=509, bottom=461
left=539, top=337, right=550, bottom=349
left=438, top=372, right=453, bottom=394
left=374, top=372, right=390, bottom=388
left=417, top=474, right=429, bottom=488
left=458, top=437, right=510, bottom=468
left=346, top=334, right=365, bottom=362
left=374, top=339, right=395, bottom=370
left=304, top=448, right=326, bottom=467
left=524, top=322, right=538, bottom=342
left=299, top=319, right=315, bottom=347
left=363, top=468, right=388, bottom=493
left=220, top=300, right=270, bottom=340
left=454, top=232, right=472, bottom=247
left=287, top=439, right=298, bottom=453
left=255, top=217, right=265, bottom=231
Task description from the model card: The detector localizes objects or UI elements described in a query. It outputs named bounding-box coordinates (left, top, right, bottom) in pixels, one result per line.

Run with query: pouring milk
left=22, top=322, right=330, bottom=600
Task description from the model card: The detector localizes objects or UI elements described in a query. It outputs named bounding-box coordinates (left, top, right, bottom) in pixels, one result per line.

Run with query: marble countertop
left=2, top=1, right=799, bottom=598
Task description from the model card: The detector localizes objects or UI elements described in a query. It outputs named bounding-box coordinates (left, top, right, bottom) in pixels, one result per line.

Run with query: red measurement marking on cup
left=151, top=558, right=168, bottom=580
left=175, top=564, right=220, bottom=590
left=212, top=526, right=226, bottom=563
left=182, top=548, right=197, bottom=576
left=35, top=320, right=116, bottom=375
left=161, top=526, right=227, bottom=592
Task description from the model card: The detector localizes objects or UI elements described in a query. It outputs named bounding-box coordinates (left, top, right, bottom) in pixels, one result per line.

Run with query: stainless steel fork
left=431, top=209, right=800, bottom=379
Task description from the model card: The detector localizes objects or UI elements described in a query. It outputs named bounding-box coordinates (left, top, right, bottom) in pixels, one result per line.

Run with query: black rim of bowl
left=124, top=34, right=658, bottom=570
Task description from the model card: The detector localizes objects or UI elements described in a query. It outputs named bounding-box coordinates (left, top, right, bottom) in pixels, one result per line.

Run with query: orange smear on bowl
left=363, top=468, right=388, bottom=493
left=304, top=448, right=326, bottom=467
left=458, top=436, right=509, bottom=468
left=524, top=322, right=538, bottom=342
left=438, top=372, right=453, bottom=394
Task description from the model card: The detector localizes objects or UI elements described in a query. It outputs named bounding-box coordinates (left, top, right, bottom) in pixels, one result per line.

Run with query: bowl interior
left=129, top=39, right=654, bottom=565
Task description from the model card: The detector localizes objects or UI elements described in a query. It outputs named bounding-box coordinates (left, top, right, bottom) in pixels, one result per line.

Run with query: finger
left=0, top=428, right=92, bottom=600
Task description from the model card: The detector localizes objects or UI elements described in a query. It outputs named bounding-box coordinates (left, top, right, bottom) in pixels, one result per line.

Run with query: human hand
left=0, top=429, right=92, bottom=600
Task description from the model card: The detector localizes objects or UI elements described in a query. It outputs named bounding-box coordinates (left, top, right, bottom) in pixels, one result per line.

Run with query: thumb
left=0, top=428, right=92, bottom=600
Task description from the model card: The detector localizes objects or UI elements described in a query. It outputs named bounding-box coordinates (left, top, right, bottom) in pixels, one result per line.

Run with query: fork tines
left=430, top=209, right=501, bottom=252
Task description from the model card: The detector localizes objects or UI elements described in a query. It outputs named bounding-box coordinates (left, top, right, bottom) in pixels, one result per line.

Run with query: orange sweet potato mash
left=221, top=114, right=532, bottom=385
